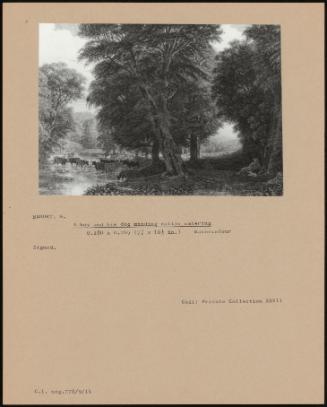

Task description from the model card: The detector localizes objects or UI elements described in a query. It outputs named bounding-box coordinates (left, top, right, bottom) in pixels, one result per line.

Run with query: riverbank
left=39, top=162, right=120, bottom=195
left=39, top=152, right=283, bottom=196
left=84, top=171, right=282, bottom=196
left=84, top=154, right=283, bottom=196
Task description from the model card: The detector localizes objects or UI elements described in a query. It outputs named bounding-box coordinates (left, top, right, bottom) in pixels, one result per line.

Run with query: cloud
left=230, top=24, right=250, bottom=33
left=54, top=24, right=79, bottom=36
left=39, top=24, right=90, bottom=76
left=212, top=24, right=248, bottom=53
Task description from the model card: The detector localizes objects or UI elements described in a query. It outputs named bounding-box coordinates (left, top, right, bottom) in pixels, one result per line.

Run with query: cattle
left=68, top=157, right=81, bottom=166
left=94, top=161, right=105, bottom=171
left=100, top=158, right=115, bottom=164
left=53, top=156, right=67, bottom=165
left=79, top=159, right=89, bottom=167
left=92, top=159, right=115, bottom=171
left=122, top=159, right=140, bottom=168
left=53, top=156, right=90, bottom=168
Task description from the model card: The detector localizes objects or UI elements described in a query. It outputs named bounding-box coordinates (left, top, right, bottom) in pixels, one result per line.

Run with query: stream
left=39, top=162, right=122, bottom=195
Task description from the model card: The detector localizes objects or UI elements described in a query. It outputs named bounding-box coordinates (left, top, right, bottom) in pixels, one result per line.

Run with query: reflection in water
left=39, top=163, right=121, bottom=195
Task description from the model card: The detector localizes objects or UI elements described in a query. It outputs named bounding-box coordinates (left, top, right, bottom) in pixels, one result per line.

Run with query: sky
left=39, top=23, right=248, bottom=143
left=39, top=23, right=93, bottom=112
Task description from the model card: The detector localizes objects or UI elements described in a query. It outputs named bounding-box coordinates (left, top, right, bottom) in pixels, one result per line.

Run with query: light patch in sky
left=213, top=24, right=248, bottom=52
left=201, top=122, right=241, bottom=155
left=54, top=23, right=79, bottom=35
left=230, top=24, right=250, bottom=33
left=39, top=23, right=94, bottom=112
left=212, top=123, right=241, bottom=147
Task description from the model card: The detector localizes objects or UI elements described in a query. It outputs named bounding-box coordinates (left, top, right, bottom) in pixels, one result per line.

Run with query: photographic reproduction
left=39, top=24, right=283, bottom=196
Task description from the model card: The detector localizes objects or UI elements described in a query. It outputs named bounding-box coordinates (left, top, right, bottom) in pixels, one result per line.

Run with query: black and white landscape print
left=39, top=24, right=283, bottom=196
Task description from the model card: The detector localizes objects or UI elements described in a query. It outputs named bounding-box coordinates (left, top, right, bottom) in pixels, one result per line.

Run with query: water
left=39, top=163, right=122, bottom=195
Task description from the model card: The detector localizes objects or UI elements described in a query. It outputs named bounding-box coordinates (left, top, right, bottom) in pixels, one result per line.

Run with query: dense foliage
left=79, top=24, right=222, bottom=175
left=39, top=63, right=85, bottom=163
left=212, top=25, right=282, bottom=174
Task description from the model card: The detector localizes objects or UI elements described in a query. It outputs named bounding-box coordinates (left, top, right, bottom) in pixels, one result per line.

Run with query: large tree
left=170, top=77, right=219, bottom=162
left=212, top=25, right=282, bottom=174
left=39, top=63, right=85, bottom=162
left=212, top=41, right=272, bottom=164
left=88, top=47, right=218, bottom=165
left=244, top=25, right=282, bottom=174
left=87, top=68, right=157, bottom=162
left=79, top=24, right=222, bottom=175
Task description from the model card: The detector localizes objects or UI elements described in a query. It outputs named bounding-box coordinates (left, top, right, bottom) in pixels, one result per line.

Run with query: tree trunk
left=267, top=111, right=282, bottom=175
left=152, top=138, right=160, bottom=165
left=138, top=82, right=184, bottom=176
left=267, top=90, right=282, bottom=175
left=190, top=134, right=199, bottom=162
left=157, top=115, right=184, bottom=175
left=158, top=94, right=184, bottom=176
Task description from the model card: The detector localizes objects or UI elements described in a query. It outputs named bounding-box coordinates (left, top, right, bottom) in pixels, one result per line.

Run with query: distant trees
left=79, top=24, right=222, bottom=175
left=88, top=67, right=156, bottom=158
left=245, top=25, right=282, bottom=174
left=97, top=127, right=117, bottom=157
left=80, top=119, right=97, bottom=149
left=212, top=25, right=282, bottom=175
left=39, top=63, right=85, bottom=163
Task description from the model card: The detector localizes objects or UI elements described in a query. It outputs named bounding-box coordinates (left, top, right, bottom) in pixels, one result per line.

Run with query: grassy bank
left=84, top=152, right=283, bottom=196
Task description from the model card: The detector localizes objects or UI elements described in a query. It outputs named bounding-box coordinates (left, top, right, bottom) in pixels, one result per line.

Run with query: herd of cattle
left=53, top=156, right=89, bottom=166
left=53, top=156, right=140, bottom=171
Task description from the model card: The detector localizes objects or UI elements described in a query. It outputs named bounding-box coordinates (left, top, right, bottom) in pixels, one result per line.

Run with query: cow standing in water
left=53, top=156, right=67, bottom=165
left=68, top=157, right=81, bottom=166
left=79, top=159, right=89, bottom=167
left=93, top=161, right=105, bottom=171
